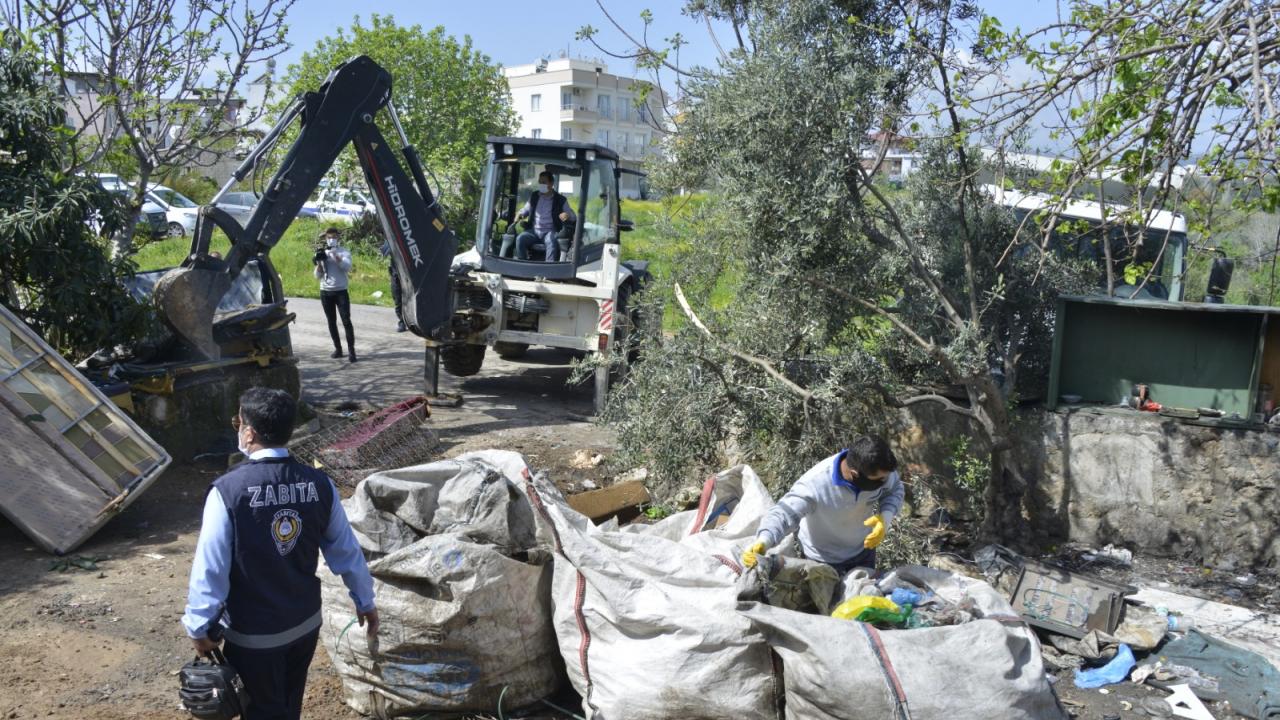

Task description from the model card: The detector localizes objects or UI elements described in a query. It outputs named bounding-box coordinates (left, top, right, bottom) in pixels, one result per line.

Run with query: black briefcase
left=178, top=647, right=249, bottom=719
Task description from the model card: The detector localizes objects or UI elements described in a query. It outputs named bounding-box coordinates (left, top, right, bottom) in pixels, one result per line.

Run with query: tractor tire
left=494, top=341, right=529, bottom=359
left=441, top=343, right=486, bottom=377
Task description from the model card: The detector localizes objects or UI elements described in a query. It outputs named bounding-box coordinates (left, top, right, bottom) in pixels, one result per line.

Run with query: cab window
left=580, top=159, right=615, bottom=250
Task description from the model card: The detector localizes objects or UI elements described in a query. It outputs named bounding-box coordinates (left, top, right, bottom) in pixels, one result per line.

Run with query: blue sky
left=277, top=0, right=1066, bottom=78
left=277, top=0, right=730, bottom=80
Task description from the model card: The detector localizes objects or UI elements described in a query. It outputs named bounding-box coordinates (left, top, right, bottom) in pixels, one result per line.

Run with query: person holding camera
left=314, top=227, right=357, bottom=362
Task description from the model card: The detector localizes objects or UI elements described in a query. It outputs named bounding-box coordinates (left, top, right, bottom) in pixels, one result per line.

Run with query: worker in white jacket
left=743, top=435, right=904, bottom=573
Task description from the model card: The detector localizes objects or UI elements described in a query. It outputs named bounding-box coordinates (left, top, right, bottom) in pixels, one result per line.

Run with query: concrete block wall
left=892, top=404, right=1280, bottom=569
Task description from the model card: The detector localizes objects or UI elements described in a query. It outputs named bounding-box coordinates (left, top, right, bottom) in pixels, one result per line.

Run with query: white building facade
left=505, top=58, right=665, bottom=198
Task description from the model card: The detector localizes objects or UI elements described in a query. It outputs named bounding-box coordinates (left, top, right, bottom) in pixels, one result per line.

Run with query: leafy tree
left=596, top=0, right=1279, bottom=554
left=971, top=0, right=1280, bottom=297
left=3, top=0, right=295, bottom=255
left=0, top=32, right=152, bottom=358
left=592, top=0, right=1102, bottom=550
left=279, top=15, right=517, bottom=243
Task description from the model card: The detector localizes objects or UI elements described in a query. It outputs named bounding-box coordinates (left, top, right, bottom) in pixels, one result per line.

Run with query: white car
left=93, top=174, right=168, bottom=239
left=303, top=186, right=371, bottom=225
left=146, top=184, right=201, bottom=237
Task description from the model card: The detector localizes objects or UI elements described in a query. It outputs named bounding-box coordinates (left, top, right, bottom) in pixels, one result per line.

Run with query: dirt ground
left=0, top=304, right=619, bottom=719
left=2, top=302, right=1276, bottom=719
left=0, top=439, right=615, bottom=720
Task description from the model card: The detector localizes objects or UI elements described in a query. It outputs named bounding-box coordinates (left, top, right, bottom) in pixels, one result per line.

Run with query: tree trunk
left=963, top=374, right=1033, bottom=547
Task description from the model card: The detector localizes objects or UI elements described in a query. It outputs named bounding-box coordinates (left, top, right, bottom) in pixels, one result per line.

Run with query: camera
left=313, top=245, right=327, bottom=265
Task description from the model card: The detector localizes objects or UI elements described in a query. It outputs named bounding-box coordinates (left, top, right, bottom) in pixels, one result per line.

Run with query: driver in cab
left=513, top=171, right=575, bottom=262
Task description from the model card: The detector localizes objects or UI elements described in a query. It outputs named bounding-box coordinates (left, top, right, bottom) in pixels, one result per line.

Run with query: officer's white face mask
left=237, top=424, right=251, bottom=456
left=538, top=183, right=551, bottom=194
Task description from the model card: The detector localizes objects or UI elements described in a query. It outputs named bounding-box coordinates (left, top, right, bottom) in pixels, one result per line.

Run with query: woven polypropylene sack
left=525, top=464, right=783, bottom=720
left=739, top=566, right=1067, bottom=720
left=319, top=450, right=559, bottom=717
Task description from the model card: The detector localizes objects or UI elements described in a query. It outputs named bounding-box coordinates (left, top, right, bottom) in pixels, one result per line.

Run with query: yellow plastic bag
left=831, top=595, right=900, bottom=620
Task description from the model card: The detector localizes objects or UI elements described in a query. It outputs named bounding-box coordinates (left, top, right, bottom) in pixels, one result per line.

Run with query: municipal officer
left=183, top=387, right=378, bottom=720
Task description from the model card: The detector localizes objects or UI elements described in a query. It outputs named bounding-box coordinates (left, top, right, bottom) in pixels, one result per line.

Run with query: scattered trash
left=569, top=449, right=605, bottom=469
left=290, top=399, right=436, bottom=486
left=565, top=480, right=650, bottom=521
left=142, top=553, right=166, bottom=560
left=1133, top=662, right=1220, bottom=698
left=48, top=555, right=105, bottom=572
left=370, top=290, right=383, bottom=298
left=831, top=594, right=901, bottom=621
left=1164, top=683, right=1215, bottom=720
left=1041, top=645, right=1085, bottom=672
left=1074, top=644, right=1136, bottom=689
left=614, top=467, right=649, bottom=483
left=888, top=587, right=927, bottom=607
left=1081, top=544, right=1134, bottom=567
left=1230, top=573, right=1258, bottom=589
left=1141, top=696, right=1176, bottom=717
left=1153, top=628, right=1280, bottom=718
left=580, top=479, right=598, bottom=490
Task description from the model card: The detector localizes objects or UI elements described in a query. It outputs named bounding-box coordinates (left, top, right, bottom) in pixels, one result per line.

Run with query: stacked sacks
left=319, top=451, right=559, bottom=717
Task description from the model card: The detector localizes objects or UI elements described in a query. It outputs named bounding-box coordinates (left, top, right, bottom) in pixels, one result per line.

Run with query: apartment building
left=505, top=57, right=666, bottom=198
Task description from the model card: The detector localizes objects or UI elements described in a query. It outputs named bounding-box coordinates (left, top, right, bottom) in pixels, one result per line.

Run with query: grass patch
left=132, top=218, right=398, bottom=307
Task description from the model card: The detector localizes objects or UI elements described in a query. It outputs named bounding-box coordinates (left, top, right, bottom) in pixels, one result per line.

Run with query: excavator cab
left=476, top=138, right=621, bottom=281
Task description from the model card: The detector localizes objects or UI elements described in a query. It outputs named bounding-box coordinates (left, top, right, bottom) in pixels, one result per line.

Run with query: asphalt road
left=287, top=297, right=612, bottom=457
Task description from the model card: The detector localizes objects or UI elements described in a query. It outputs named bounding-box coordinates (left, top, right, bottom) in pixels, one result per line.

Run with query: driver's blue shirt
left=523, top=192, right=575, bottom=235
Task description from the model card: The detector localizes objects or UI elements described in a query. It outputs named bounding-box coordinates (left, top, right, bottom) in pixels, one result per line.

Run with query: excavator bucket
left=153, top=264, right=232, bottom=360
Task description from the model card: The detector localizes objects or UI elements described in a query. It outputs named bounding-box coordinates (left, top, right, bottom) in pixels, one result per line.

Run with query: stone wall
left=891, top=404, right=1280, bottom=569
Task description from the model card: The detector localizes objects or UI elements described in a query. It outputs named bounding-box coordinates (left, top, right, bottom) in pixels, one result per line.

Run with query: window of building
left=637, top=103, right=650, bottom=125
left=618, top=132, right=629, bottom=154
left=618, top=101, right=631, bottom=123
left=596, top=129, right=609, bottom=147
left=531, top=94, right=541, bottom=112
left=597, top=94, right=612, bottom=120
left=561, top=127, right=573, bottom=141
left=561, top=91, right=573, bottom=109
left=531, top=128, right=542, bottom=139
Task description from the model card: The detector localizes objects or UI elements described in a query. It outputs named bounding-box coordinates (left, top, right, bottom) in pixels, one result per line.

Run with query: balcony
left=560, top=104, right=598, bottom=122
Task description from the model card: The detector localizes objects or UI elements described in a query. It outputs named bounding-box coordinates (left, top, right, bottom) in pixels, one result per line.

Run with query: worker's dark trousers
left=223, top=630, right=319, bottom=720
left=320, top=289, right=355, bottom=353
left=389, top=263, right=403, bottom=321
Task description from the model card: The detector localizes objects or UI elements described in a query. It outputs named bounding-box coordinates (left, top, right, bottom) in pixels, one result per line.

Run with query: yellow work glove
left=863, top=514, right=886, bottom=549
left=741, top=540, right=768, bottom=569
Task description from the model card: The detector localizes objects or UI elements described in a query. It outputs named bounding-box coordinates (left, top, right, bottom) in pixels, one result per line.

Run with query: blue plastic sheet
left=1074, top=644, right=1135, bottom=689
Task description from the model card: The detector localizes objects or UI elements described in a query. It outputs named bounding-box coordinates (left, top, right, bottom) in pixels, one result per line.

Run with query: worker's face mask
left=849, top=467, right=889, bottom=493
left=326, top=237, right=338, bottom=249
left=236, top=416, right=251, bottom=456
left=538, top=183, right=551, bottom=194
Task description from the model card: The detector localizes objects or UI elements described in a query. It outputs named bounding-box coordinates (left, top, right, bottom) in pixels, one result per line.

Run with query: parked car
left=214, top=191, right=258, bottom=226
left=146, top=184, right=201, bottom=237
left=94, top=174, right=167, bottom=240
left=302, top=186, right=371, bottom=225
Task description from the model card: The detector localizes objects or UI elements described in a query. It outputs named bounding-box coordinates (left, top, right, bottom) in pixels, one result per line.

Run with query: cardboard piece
left=567, top=480, right=650, bottom=520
